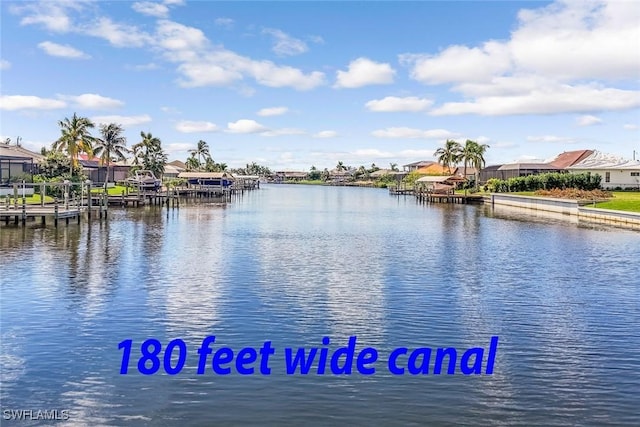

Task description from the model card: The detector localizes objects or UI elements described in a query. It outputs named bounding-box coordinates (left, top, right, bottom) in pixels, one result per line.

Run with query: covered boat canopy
left=416, top=175, right=465, bottom=183
left=178, top=172, right=234, bottom=179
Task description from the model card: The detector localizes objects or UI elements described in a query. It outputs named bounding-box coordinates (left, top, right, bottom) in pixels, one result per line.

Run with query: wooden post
left=41, top=183, right=45, bottom=207
left=54, top=199, right=59, bottom=227
left=87, top=181, right=92, bottom=219
left=21, top=196, right=26, bottom=226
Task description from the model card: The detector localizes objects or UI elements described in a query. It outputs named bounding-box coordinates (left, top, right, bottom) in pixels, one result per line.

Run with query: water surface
left=1, top=185, right=639, bottom=426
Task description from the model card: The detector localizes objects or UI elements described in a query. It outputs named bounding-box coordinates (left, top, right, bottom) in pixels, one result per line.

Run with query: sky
left=1, top=0, right=639, bottom=171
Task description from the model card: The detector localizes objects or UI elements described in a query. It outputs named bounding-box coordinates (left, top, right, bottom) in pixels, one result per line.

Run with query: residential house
left=403, top=160, right=435, bottom=172
left=568, top=151, right=640, bottom=189
left=0, top=143, right=44, bottom=184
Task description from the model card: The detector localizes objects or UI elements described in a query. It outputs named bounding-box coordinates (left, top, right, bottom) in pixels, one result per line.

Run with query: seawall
left=487, top=194, right=640, bottom=230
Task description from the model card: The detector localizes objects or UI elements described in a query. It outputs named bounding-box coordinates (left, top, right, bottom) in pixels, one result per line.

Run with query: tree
left=53, top=113, right=96, bottom=176
left=469, top=141, right=490, bottom=191
left=390, top=163, right=399, bottom=172
left=189, top=140, right=211, bottom=168
left=434, top=139, right=462, bottom=175
left=336, top=161, right=345, bottom=171
left=133, top=132, right=167, bottom=177
left=185, top=153, right=200, bottom=171
left=94, top=123, right=128, bottom=184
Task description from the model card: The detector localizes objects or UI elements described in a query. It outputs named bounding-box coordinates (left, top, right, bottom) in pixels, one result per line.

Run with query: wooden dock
left=415, top=190, right=484, bottom=204
left=1, top=202, right=107, bottom=227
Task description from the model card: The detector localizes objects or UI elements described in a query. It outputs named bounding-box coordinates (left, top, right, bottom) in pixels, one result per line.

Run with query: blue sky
left=1, top=0, right=639, bottom=171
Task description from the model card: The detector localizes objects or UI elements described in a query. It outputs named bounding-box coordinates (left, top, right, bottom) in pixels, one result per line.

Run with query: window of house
left=605, top=172, right=611, bottom=182
left=631, top=172, right=640, bottom=177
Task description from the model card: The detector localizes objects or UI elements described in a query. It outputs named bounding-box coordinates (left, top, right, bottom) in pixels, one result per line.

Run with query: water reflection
left=1, top=186, right=639, bottom=426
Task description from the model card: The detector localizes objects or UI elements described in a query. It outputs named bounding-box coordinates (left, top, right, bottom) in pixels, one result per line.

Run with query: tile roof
left=568, top=150, right=640, bottom=169
left=548, top=150, right=594, bottom=169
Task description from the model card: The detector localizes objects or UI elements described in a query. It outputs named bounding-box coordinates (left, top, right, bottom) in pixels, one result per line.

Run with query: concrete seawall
left=487, top=194, right=640, bottom=230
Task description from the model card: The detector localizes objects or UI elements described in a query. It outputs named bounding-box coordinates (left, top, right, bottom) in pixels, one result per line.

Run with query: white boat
left=127, top=170, right=161, bottom=191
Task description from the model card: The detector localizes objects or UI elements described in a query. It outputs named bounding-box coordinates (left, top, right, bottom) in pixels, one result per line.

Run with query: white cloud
left=215, top=18, right=234, bottom=29
left=401, top=42, right=511, bottom=85
left=127, top=62, right=159, bottom=71
left=226, top=119, right=267, bottom=134
left=365, top=96, right=433, bottom=112
left=155, top=19, right=208, bottom=52
left=163, top=0, right=185, bottom=5
left=352, top=149, right=394, bottom=158
left=60, top=93, right=124, bottom=109
left=151, top=21, right=325, bottom=91
left=175, top=120, right=218, bottom=133
left=623, top=124, right=638, bottom=130
left=263, top=28, right=308, bottom=56
left=38, top=41, right=90, bottom=59
left=313, top=131, right=338, bottom=138
left=308, top=35, right=324, bottom=44
left=11, top=1, right=79, bottom=33
left=510, top=1, right=640, bottom=81
left=398, top=149, right=437, bottom=159
left=91, top=114, right=152, bottom=126
left=335, top=57, right=395, bottom=88
left=164, top=142, right=193, bottom=156
left=430, top=82, right=640, bottom=116
left=0, top=95, right=66, bottom=111
left=371, top=127, right=457, bottom=139
left=0, top=59, right=10, bottom=70
left=576, top=115, right=602, bottom=126
left=161, top=106, right=181, bottom=114
left=526, top=135, right=576, bottom=143
left=401, top=0, right=640, bottom=117
left=132, top=2, right=169, bottom=18
left=257, top=106, right=289, bottom=117
left=261, top=128, right=305, bottom=137
left=84, top=17, right=153, bottom=48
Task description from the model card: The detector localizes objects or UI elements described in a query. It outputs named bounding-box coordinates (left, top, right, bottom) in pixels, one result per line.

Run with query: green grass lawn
left=90, top=185, right=131, bottom=196
left=593, top=192, right=640, bottom=213
left=1, top=194, right=55, bottom=205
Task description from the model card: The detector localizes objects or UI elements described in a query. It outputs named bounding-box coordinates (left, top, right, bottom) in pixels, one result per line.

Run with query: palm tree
left=469, top=141, right=490, bottom=191
left=53, top=113, right=96, bottom=176
left=459, top=140, right=476, bottom=183
left=186, top=153, right=199, bottom=171
left=189, top=140, right=210, bottom=169
left=336, top=161, right=345, bottom=172
left=94, top=123, right=128, bottom=185
left=390, top=162, right=399, bottom=172
left=134, top=132, right=167, bottom=177
left=434, top=139, right=462, bottom=175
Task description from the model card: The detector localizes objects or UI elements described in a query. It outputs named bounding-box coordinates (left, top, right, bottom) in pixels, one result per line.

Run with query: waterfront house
left=548, top=150, right=594, bottom=169
left=0, top=143, right=44, bottom=184
left=567, top=151, right=640, bottom=189
left=403, top=160, right=435, bottom=172
left=164, top=160, right=186, bottom=179
left=273, top=171, right=308, bottom=183
left=77, top=153, right=131, bottom=184
left=415, top=163, right=459, bottom=176
left=491, top=162, right=561, bottom=180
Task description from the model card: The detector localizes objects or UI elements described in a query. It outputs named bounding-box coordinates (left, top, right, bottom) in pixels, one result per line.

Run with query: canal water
left=1, top=184, right=639, bottom=426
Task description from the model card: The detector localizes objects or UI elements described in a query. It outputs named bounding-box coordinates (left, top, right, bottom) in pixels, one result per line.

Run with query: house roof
left=415, top=164, right=458, bottom=175
left=178, top=172, right=234, bottom=179
left=568, top=150, right=640, bottom=170
left=168, top=159, right=187, bottom=169
left=497, top=163, right=560, bottom=171
left=548, top=149, right=594, bottom=169
left=369, top=169, right=394, bottom=178
left=403, top=160, right=435, bottom=168
left=416, top=176, right=455, bottom=183
left=0, top=144, right=45, bottom=162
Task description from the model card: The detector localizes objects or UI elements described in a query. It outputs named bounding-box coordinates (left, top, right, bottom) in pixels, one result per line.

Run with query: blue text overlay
left=119, top=336, right=498, bottom=376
